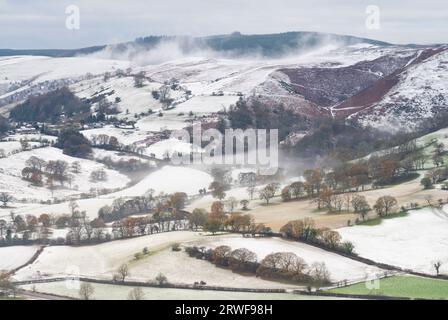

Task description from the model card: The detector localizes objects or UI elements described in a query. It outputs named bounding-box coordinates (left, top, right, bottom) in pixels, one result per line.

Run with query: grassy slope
left=327, top=276, right=448, bottom=299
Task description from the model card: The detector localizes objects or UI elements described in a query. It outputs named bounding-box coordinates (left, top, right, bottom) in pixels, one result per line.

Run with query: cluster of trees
left=89, top=134, right=121, bottom=151
left=151, top=83, right=174, bottom=110
left=95, top=97, right=120, bottom=116
left=0, top=212, right=55, bottom=246
left=55, top=129, right=92, bottom=158
left=293, top=118, right=396, bottom=160
left=96, top=155, right=153, bottom=175
left=21, top=156, right=77, bottom=189
left=190, top=200, right=271, bottom=236
left=421, top=141, right=448, bottom=188
left=226, top=97, right=309, bottom=141
left=21, top=156, right=108, bottom=191
left=185, top=245, right=331, bottom=287
left=0, top=193, right=193, bottom=246
left=10, top=87, right=91, bottom=123
left=0, top=272, right=18, bottom=298
left=0, top=115, right=10, bottom=135
left=90, top=169, right=108, bottom=182
left=280, top=218, right=355, bottom=255
left=98, top=191, right=188, bottom=223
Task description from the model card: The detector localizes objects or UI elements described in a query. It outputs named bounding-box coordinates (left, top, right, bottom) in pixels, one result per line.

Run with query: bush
left=55, top=129, right=92, bottom=158
left=155, top=273, right=168, bottom=286
left=421, top=177, right=433, bottom=189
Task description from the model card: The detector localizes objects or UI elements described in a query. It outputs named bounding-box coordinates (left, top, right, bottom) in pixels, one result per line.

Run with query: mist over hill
left=0, top=31, right=390, bottom=59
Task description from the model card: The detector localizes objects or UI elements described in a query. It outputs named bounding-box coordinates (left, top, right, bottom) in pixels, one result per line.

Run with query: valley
left=1, top=32, right=448, bottom=301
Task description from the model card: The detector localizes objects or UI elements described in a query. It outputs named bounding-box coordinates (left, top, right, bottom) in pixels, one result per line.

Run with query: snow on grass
left=164, top=95, right=239, bottom=115
left=14, top=231, right=201, bottom=281
left=71, top=76, right=162, bottom=118
left=144, top=138, right=203, bottom=159
left=0, top=147, right=130, bottom=200
left=338, top=207, right=448, bottom=276
left=134, top=165, right=212, bottom=196
left=82, top=126, right=147, bottom=146
left=136, top=115, right=190, bottom=132
left=358, top=50, right=448, bottom=132
left=189, top=235, right=383, bottom=283
left=0, top=246, right=40, bottom=272
left=6, top=133, right=58, bottom=143
left=20, top=281, right=342, bottom=300
left=91, top=148, right=154, bottom=165
left=5, top=165, right=212, bottom=219
left=0, top=141, right=22, bottom=155
left=130, top=247, right=297, bottom=289
left=0, top=56, right=129, bottom=83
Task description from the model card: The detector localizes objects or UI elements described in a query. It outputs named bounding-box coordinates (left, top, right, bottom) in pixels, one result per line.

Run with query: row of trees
left=185, top=245, right=331, bottom=287
left=189, top=200, right=271, bottom=236
left=280, top=218, right=355, bottom=255
left=0, top=191, right=191, bottom=246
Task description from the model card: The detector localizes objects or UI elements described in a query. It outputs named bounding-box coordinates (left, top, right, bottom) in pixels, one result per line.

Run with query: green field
left=357, top=211, right=410, bottom=226
left=327, top=276, right=448, bottom=300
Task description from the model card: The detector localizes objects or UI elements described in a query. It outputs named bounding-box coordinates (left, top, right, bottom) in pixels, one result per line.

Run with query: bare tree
left=240, top=199, right=249, bottom=210
left=69, top=200, right=80, bottom=216
left=309, top=262, right=331, bottom=288
left=373, top=196, right=398, bottom=217
left=26, top=156, right=47, bottom=172
left=71, top=161, right=82, bottom=174
left=246, top=184, right=256, bottom=200
left=224, top=197, right=238, bottom=213
left=117, top=263, right=130, bottom=282
left=127, top=287, right=145, bottom=300
left=90, top=169, right=108, bottom=182
left=155, top=273, right=168, bottom=286
left=258, top=183, right=280, bottom=204
left=229, top=248, right=257, bottom=272
left=79, top=282, right=94, bottom=300
left=433, top=261, right=443, bottom=276
left=0, top=192, right=13, bottom=208
left=352, top=195, right=371, bottom=220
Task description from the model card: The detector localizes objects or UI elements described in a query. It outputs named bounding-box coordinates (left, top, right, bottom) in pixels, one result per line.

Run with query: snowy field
left=165, top=95, right=240, bottom=114
left=129, top=247, right=298, bottom=289
left=71, top=76, right=163, bottom=118
left=339, top=207, right=448, bottom=275
left=19, top=281, right=347, bottom=300
left=0, top=147, right=130, bottom=200
left=0, top=246, right=40, bottom=272
left=0, top=165, right=212, bottom=220
left=0, top=56, right=128, bottom=84
left=91, top=148, right=155, bottom=165
left=14, top=231, right=202, bottom=281
left=358, top=50, right=448, bottom=132
left=144, top=138, right=203, bottom=159
left=188, top=235, right=383, bottom=283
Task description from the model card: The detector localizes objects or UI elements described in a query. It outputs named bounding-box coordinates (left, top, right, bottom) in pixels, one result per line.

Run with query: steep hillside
left=352, top=48, right=448, bottom=132
left=10, top=87, right=90, bottom=123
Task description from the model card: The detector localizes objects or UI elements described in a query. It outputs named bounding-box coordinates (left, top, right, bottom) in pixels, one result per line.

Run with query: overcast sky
left=0, top=0, right=447, bottom=49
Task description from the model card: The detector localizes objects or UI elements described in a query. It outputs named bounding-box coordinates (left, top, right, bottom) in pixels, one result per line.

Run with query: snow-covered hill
left=354, top=49, right=448, bottom=132
left=0, top=41, right=447, bottom=137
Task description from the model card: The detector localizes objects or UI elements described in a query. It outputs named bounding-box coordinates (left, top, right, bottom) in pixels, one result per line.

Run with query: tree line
left=185, top=244, right=331, bottom=288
